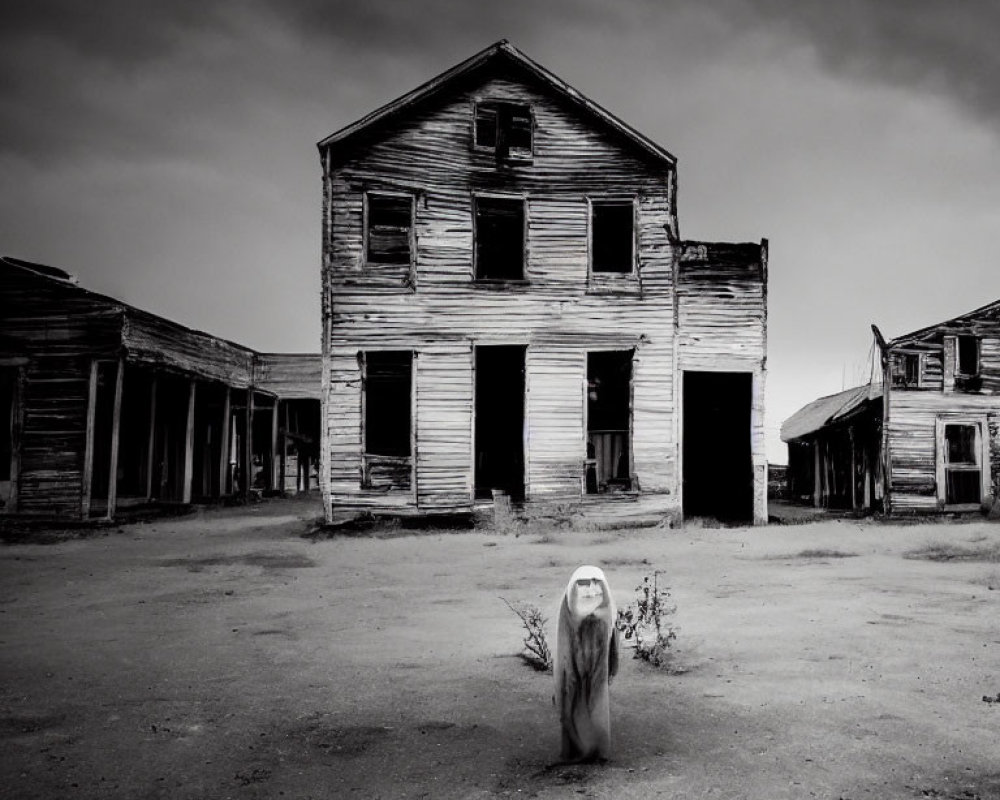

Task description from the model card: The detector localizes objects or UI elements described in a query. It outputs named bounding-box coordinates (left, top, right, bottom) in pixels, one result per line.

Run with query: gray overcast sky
left=3, top=0, right=999, bottom=463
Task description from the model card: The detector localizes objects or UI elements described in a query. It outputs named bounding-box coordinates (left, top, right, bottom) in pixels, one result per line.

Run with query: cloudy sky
left=3, top=0, right=999, bottom=462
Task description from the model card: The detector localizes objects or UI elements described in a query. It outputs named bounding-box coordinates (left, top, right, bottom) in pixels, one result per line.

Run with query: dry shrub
left=615, top=570, right=680, bottom=670
left=501, top=598, right=552, bottom=672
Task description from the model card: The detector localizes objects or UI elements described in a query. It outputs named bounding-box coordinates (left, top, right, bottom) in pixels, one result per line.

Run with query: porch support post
left=81, top=359, right=99, bottom=520
left=244, top=388, right=253, bottom=499
left=270, top=399, right=280, bottom=492
left=182, top=379, right=196, bottom=504
left=105, top=358, right=124, bottom=520
left=145, top=376, right=158, bottom=501
left=219, top=387, right=230, bottom=497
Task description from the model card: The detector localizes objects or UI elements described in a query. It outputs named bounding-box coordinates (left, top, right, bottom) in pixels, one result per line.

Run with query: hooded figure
left=555, top=565, right=619, bottom=762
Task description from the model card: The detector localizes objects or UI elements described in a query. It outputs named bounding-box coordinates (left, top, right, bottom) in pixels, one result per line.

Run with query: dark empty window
left=892, top=352, right=920, bottom=388
left=592, top=201, right=634, bottom=274
left=474, top=102, right=532, bottom=159
left=944, top=423, right=980, bottom=505
left=957, top=336, right=979, bottom=376
left=364, top=352, right=412, bottom=458
left=475, top=197, right=524, bottom=281
left=366, top=194, right=412, bottom=265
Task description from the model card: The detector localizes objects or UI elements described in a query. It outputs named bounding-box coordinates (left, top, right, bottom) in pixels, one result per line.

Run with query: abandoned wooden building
left=318, top=41, right=769, bottom=524
left=782, top=300, right=1000, bottom=514
left=0, top=256, right=321, bottom=521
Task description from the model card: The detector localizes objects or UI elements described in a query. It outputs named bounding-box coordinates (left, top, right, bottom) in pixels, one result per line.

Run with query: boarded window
left=957, top=336, right=979, bottom=376
left=474, top=102, right=532, bottom=159
left=943, top=423, right=980, bottom=505
left=475, top=197, right=524, bottom=281
left=364, top=352, right=412, bottom=458
left=592, top=201, right=634, bottom=274
left=366, top=194, right=412, bottom=265
left=891, top=352, right=920, bottom=388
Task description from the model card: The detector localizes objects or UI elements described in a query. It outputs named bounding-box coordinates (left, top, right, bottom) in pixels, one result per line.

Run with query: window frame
left=891, top=350, right=922, bottom=389
left=359, top=350, right=415, bottom=492
left=935, top=415, right=989, bottom=510
left=588, top=197, right=637, bottom=277
left=472, top=192, right=527, bottom=283
left=472, top=100, right=534, bottom=161
left=956, top=335, right=980, bottom=378
left=363, top=190, right=415, bottom=270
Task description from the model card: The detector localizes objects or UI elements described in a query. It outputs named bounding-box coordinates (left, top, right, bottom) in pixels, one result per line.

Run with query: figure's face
left=573, top=577, right=605, bottom=612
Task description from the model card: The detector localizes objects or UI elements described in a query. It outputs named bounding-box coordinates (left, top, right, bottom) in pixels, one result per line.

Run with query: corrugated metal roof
left=781, top=383, right=882, bottom=442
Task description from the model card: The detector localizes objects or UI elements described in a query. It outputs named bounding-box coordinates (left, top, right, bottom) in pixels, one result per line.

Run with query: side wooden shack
left=0, top=256, right=320, bottom=521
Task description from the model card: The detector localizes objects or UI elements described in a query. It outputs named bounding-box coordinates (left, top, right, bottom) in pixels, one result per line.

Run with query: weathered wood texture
left=320, top=56, right=768, bottom=521
left=883, top=303, right=1000, bottom=511
left=1, top=258, right=321, bottom=518
left=255, top=353, right=323, bottom=400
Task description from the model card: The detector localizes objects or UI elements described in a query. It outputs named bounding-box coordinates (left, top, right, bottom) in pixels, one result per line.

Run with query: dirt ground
left=1, top=499, right=998, bottom=800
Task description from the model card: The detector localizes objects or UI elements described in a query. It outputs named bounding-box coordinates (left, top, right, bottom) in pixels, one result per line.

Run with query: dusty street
left=1, top=500, right=998, bottom=799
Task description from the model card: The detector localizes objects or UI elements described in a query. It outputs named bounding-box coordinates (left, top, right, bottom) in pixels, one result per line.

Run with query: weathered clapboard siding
left=526, top=347, right=586, bottom=500
left=416, top=346, right=473, bottom=509
left=320, top=43, right=768, bottom=522
left=676, top=243, right=767, bottom=362
left=254, top=353, right=323, bottom=399
left=887, top=391, right=999, bottom=510
left=124, top=311, right=254, bottom=388
left=16, top=358, right=91, bottom=514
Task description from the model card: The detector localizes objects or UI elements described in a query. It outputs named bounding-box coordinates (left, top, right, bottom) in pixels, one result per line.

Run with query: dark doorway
left=683, top=371, right=752, bottom=521
left=475, top=345, right=525, bottom=501
left=586, top=351, right=632, bottom=493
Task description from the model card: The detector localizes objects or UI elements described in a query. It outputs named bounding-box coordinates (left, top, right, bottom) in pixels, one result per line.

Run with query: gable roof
left=781, top=383, right=883, bottom=443
left=888, top=297, right=1000, bottom=347
left=317, top=40, right=676, bottom=167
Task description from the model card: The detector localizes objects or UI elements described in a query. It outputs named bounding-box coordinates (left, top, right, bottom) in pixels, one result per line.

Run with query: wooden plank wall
left=254, top=353, right=323, bottom=400
left=322, top=70, right=769, bottom=518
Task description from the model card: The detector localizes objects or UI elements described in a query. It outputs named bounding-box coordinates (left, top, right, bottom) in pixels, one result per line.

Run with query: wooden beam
left=244, top=388, right=254, bottom=498
left=145, top=375, right=158, bottom=500
left=105, top=358, right=124, bottom=520
left=81, top=360, right=99, bottom=520
left=219, top=387, right=230, bottom=497
left=281, top=400, right=289, bottom=493
left=8, top=367, right=24, bottom=513
left=270, top=399, right=280, bottom=492
left=182, top=380, right=196, bottom=504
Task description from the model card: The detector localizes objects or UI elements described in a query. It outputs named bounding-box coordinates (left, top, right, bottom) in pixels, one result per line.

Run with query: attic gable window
left=474, top=101, right=533, bottom=160
left=891, top=352, right=920, bottom=388
left=957, top=335, right=979, bottom=377
left=591, top=200, right=635, bottom=274
left=474, top=196, right=525, bottom=281
left=365, top=193, right=412, bottom=266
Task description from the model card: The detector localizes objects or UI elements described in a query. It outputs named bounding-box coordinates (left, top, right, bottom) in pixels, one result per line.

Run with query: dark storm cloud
left=723, top=0, right=1000, bottom=125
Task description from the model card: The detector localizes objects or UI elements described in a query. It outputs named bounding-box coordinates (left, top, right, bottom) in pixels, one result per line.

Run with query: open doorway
left=475, top=345, right=525, bottom=501
left=683, top=371, right=752, bottom=521
left=586, top=351, right=633, bottom=494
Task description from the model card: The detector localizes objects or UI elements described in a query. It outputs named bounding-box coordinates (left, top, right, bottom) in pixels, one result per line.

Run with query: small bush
left=615, top=570, right=679, bottom=669
left=501, top=598, right=552, bottom=672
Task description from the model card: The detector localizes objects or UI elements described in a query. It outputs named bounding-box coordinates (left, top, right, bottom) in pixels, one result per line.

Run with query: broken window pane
left=946, top=469, right=980, bottom=505
left=957, top=335, right=979, bottom=376
left=892, top=352, right=919, bottom=387
left=592, top=202, right=634, bottom=274
left=366, top=194, right=412, bottom=265
left=945, top=424, right=976, bottom=465
left=364, top=352, right=412, bottom=457
left=474, top=102, right=532, bottom=159
left=475, top=197, right=524, bottom=280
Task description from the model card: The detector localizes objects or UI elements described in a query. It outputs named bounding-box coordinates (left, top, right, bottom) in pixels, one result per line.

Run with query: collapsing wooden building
left=782, top=300, right=1000, bottom=513
left=0, top=256, right=321, bottom=521
left=318, top=41, right=769, bottom=524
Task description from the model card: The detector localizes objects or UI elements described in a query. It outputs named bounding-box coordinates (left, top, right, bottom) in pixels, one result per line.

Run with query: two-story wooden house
left=782, top=300, right=1000, bottom=514
left=318, top=41, right=768, bottom=525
